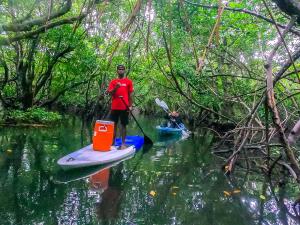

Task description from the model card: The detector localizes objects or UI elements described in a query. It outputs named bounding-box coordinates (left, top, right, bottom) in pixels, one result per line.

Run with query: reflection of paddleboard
left=57, top=145, right=135, bottom=170
left=57, top=135, right=144, bottom=170
left=55, top=155, right=133, bottom=184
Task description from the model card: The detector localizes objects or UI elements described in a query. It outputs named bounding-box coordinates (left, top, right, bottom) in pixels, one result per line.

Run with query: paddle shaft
left=119, top=97, right=153, bottom=145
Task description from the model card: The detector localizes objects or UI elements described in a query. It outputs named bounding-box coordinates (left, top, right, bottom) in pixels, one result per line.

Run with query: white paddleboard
left=57, top=144, right=135, bottom=170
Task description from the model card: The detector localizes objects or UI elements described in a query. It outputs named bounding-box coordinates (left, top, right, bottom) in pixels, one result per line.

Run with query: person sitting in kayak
left=163, top=111, right=183, bottom=128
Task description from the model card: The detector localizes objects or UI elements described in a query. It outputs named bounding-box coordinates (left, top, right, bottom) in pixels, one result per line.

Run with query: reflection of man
left=91, top=165, right=123, bottom=221
left=89, top=168, right=110, bottom=192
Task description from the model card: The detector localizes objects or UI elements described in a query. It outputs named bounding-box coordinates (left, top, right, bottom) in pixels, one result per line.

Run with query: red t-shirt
left=108, top=78, right=134, bottom=110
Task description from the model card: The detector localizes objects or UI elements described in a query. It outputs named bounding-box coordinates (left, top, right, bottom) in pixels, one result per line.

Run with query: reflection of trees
left=115, top=130, right=300, bottom=225
left=1, top=119, right=300, bottom=224
left=9, top=132, right=25, bottom=225
left=0, top=119, right=92, bottom=225
left=265, top=176, right=300, bottom=225
left=0, top=129, right=58, bottom=224
left=226, top=169, right=300, bottom=225
left=114, top=132, right=254, bottom=225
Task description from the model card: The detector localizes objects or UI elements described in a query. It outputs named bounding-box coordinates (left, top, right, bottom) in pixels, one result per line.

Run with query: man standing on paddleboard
left=107, top=64, right=134, bottom=150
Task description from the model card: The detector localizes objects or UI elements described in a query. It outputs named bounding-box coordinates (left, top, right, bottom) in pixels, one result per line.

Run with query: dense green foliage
left=1, top=0, right=299, bottom=123
left=1, top=1, right=300, bottom=223
left=4, top=108, right=62, bottom=124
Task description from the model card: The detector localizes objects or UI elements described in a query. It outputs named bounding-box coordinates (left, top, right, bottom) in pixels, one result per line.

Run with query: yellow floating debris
left=149, top=190, right=156, bottom=197
left=6, top=149, right=12, bottom=154
left=233, top=189, right=241, bottom=194
left=223, top=191, right=231, bottom=196
left=172, top=192, right=177, bottom=196
left=259, top=195, right=266, bottom=200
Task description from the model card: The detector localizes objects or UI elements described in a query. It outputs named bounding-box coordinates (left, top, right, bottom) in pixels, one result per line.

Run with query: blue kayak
left=114, top=135, right=144, bottom=150
left=156, top=125, right=184, bottom=135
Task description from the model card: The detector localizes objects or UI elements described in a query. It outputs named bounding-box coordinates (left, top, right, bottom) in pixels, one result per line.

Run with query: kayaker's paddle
left=119, top=96, right=153, bottom=145
left=155, top=98, right=169, bottom=112
left=155, top=98, right=190, bottom=136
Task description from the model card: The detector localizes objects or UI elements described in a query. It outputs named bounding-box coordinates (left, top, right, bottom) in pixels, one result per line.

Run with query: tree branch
left=183, top=0, right=300, bottom=36
left=39, top=80, right=87, bottom=107
left=0, top=15, right=86, bottom=46
left=35, top=46, right=74, bottom=95
left=274, top=47, right=300, bottom=84
left=0, top=0, right=72, bottom=32
left=0, top=59, right=9, bottom=90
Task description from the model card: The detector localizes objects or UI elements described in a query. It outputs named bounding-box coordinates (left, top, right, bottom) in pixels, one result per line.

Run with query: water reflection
left=92, top=167, right=122, bottom=222
left=0, top=117, right=300, bottom=225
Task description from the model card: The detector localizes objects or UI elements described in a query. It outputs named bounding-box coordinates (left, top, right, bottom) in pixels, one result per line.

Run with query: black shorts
left=109, top=110, right=129, bottom=126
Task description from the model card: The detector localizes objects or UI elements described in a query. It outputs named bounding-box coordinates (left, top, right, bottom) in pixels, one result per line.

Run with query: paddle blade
left=155, top=98, right=169, bottom=112
left=142, top=144, right=153, bottom=154
left=160, top=100, right=169, bottom=111
left=155, top=98, right=161, bottom=106
left=144, top=135, right=153, bottom=145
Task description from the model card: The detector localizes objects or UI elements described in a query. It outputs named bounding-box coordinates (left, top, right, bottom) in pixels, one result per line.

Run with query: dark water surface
left=0, top=116, right=300, bottom=225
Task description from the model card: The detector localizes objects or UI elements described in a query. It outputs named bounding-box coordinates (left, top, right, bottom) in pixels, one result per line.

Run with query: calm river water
left=0, top=115, right=299, bottom=225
